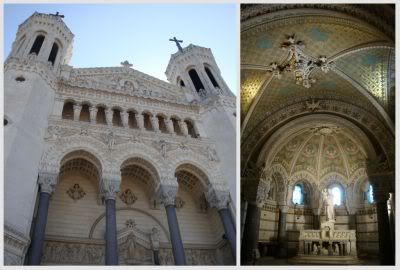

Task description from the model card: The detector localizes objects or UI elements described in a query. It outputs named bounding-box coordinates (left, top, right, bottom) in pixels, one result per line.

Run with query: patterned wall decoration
left=241, top=70, right=270, bottom=117
left=335, top=48, right=391, bottom=110
left=271, top=127, right=367, bottom=183
left=244, top=69, right=377, bottom=138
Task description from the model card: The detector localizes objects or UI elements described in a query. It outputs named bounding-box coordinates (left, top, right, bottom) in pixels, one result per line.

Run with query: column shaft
left=28, top=192, right=50, bottom=265
left=277, top=209, right=287, bottom=257
left=218, top=208, right=236, bottom=258
left=241, top=203, right=261, bottom=264
left=165, top=205, right=186, bottom=265
left=313, top=214, right=320, bottom=229
left=349, top=214, right=357, bottom=230
left=153, top=250, right=160, bottom=265
left=105, top=199, right=118, bottom=265
left=376, top=201, right=395, bottom=265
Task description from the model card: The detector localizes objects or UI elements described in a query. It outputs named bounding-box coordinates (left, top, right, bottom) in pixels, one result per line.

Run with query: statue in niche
left=106, top=131, right=115, bottom=151
left=322, top=188, right=335, bottom=221
left=150, top=227, right=160, bottom=250
left=126, top=234, right=138, bottom=260
left=333, top=243, right=340, bottom=255
left=312, top=243, right=319, bottom=255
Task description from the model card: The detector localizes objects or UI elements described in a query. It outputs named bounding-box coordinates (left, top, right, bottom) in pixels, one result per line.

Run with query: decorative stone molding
left=66, top=183, right=86, bottom=201
left=119, top=188, right=138, bottom=206
left=38, top=171, right=59, bottom=194
left=100, top=177, right=121, bottom=200
left=205, top=187, right=231, bottom=210
left=4, top=224, right=31, bottom=265
left=175, top=196, right=185, bottom=209
left=158, top=183, right=178, bottom=206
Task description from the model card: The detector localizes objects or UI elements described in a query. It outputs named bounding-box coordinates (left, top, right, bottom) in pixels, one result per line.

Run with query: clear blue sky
left=4, top=4, right=237, bottom=93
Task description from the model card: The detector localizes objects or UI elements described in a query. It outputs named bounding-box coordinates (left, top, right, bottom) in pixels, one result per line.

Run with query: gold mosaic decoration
left=335, top=48, right=391, bottom=110
left=241, top=70, right=270, bottom=117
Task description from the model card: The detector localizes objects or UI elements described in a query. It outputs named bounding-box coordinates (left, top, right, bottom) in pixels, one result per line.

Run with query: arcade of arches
left=240, top=4, right=395, bottom=265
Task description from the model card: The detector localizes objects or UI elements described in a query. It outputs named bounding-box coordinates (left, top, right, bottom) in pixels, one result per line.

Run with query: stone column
left=101, top=177, right=121, bottom=265
left=135, top=113, right=144, bottom=130
left=205, top=187, right=236, bottom=258
left=348, top=213, right=357, bottom=230
left=105, top=108, right=113, bottom=127
left=241, top=177, right=270, bottom=265
left=178, top=120, right=189, bottom=136
left=371, top=174, right=394, bottom=265
left=159, top=183, right=186, bottom=265
left=73, top=104, right=82, bottom=121
left=89, top=106, right=98, bottom=124
left=28, top=172, right=58, bottom=265
left=121, top=111, right=129, bottom=128
left=277, top=205, right=288, bottom=257
left=312, top=208, right=321, bottom=229
left=165, top=118, right=174, bottom=134
left=151, top=116, right=160, bottom=132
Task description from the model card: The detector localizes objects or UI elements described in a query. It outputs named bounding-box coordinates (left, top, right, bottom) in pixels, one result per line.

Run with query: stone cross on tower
left=49, top=12, right=64, bottom=18
left=169, top=37, right=183, bottom=53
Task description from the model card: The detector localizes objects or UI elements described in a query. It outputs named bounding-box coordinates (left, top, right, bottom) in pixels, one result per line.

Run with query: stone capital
left=38, top=172, right=58, bottom=194
left=158, top=183, right=179, bottom=206
left=279, top=205, right=289, bottom=213
left=100, top=176, right=121, bottom=200
left=205, top=186, right=230, bottom=210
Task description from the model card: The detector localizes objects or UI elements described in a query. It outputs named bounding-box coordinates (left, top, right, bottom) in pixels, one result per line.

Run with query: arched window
left=180, top=80, right=185, bottom=87
left=96, top=106, right=107, bottom=125
left=158, top=115, right=168, bottom=133
left=188, top=69, right=205, bottom=93
left=367, top=184, right=374, bottom=203
left=171, top=117, right=182, bottom=135
left=112, top=109, right=123, bottom=127
left=79, top=104, right=90, bottom=122
left=128, top=111, right=138, bottom=129
left=331, top=186, right=342, bottom=206
left=204, top=66, right=219, bottom=88
left=292, top=184, right=304, bottom=205
left=62, top=101, right=74, bottom=120
left=29, top=35, right=45, bottom=55
left=48, top=43, right=59, bottom=65
left=185, top=120, right=197, bottom=138
left=143, top=112, right=153, bottom=131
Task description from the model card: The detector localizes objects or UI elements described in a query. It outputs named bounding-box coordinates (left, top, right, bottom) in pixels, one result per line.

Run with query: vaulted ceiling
left=241, top=4, right=395, bottom=143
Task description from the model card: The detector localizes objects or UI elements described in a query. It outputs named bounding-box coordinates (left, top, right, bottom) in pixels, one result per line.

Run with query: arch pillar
left=89, top=106, right=98, bottom=124
left=28, top=172, right=58, bottom=265
left=73, top=104, right=82, bottom=121
left=100, top=175, right=121, bottom=265
left=165, top=118, right=174, bottom=134
left=158, top=180, right=186, bottom=265
left=368, top=169, right=395, bottom=265
left=277, top=205, right=288, bottom=257
left=241, top=176, right=270, bottom=265
left=205, top=186, right=236, bottom=259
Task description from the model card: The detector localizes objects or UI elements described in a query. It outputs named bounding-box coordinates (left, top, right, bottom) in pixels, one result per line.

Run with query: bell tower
left=165, top=40, right=237, bottom=210
left=4, top=12, right=74, bottom=264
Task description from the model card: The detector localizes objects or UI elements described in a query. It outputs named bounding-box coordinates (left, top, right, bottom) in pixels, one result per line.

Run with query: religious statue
left=322, top=188, right=335, bottom=221
left=150, top=227, right=160, bottom=250
left=333, top=243, right=340, bottom=255
left=106, top=132, right=115, bottom=151
left=126, top=233, right=137, bottom=260
left=312, top=243, right=318, bottom=255
left=159, top=140, right=167, bottom=158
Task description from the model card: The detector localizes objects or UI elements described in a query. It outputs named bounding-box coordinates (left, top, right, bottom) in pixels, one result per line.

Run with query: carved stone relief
left=119, top=189, right=138, bottom=206
left=66, top=184, right=86, bottom=201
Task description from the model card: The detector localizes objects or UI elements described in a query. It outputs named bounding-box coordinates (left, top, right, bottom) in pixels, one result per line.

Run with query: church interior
left=240, top=4, right=395, bottom=265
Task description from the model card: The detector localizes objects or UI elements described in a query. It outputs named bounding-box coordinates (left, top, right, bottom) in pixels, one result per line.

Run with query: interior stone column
left=105, top=108, right=113, bottom=126
left=277, top=205, right=288, bottom=257
left=73, top=104, right=82, bottom=121
left=89, top=106, right=98, bottom=124
left=312, top=208, right=321, bottom=229
left=135, top=113, right=144, bottom=130
left=121, top=110, right=129, bottom=128
left=371, top=175, right=394, bottom=265
left=206, top=187, right=236, bottom=258
left=348, top=213, right=357, bottom=230
left=241, top=177, right=270, bottom=265
left=101, top=177, right=121, bottom=265
left=151, top=115, right=160, bottom=132
left=165, top=119, right=174, bottom=134
left=159, top=183, right=186, bottom=265
left=28, top=172, right=58, bottom=265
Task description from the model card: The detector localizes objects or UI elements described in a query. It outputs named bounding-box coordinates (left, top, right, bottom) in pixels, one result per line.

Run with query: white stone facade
left=4, top=12, right=236, bottom=265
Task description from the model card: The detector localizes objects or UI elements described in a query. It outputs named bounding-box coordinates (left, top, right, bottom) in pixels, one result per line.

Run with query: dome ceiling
left=240, top=5, right=395, bottom=139
left=272, top=125, right=367, bottom=183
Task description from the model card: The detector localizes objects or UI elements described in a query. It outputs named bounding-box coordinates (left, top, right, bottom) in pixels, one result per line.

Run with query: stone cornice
left=5, top=56, right=57, bottom=88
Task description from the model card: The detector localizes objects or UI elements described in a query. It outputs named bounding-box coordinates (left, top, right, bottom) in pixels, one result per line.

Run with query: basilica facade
left=240, top=4, right=395, bottom=265
left=4, top=12, right=236, bottom=265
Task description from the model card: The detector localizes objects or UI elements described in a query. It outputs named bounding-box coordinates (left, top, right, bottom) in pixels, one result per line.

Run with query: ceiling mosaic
left=272, top=126, right=367, bottom=183
left=241, top=6, right=394, bottom=134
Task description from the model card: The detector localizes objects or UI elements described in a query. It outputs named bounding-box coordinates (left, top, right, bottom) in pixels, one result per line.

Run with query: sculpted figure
left=322, top=188, right=335, bottom=221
